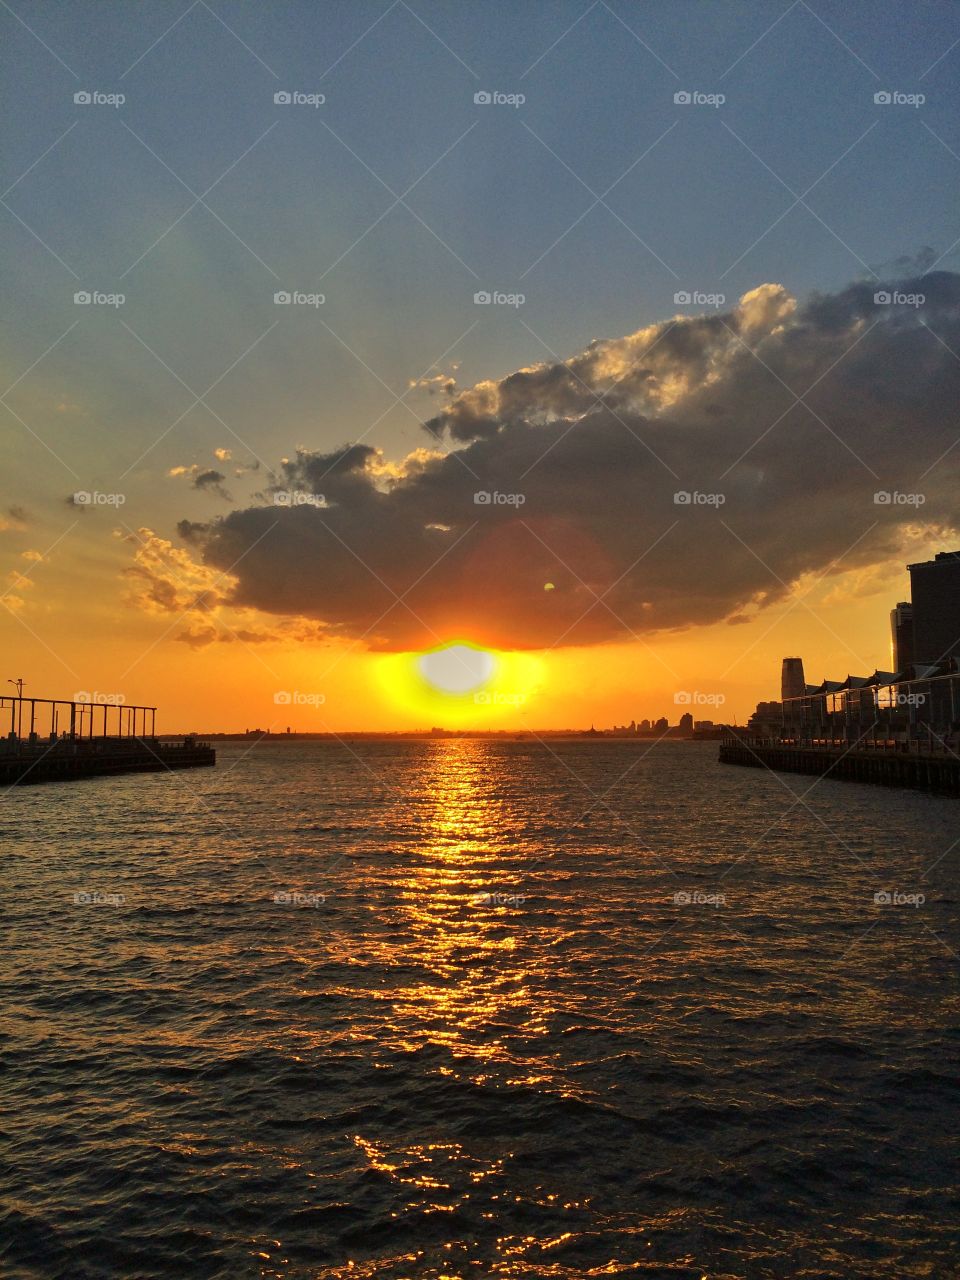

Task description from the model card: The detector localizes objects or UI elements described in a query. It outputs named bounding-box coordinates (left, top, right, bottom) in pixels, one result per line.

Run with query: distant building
left=908, top=550, right=960, bottom=664
left=781, top=657, right=806, bottom=702
left=748, top=700, right=782, bottom=736
left=653, top=716, right=668, bottom=731
left=678, top=712, right=693, bottom=733
left=890, top=601, right=914, bottom=672
left=639, top=718, right=650, bottom=730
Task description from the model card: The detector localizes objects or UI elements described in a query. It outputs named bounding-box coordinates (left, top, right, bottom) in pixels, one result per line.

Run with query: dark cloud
left=176, top=271, right=960, bottom=651
left=193, top=469, right=231, bottom=500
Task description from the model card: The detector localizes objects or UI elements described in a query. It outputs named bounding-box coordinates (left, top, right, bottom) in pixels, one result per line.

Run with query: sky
left=2, top=0, right=960, bottom=732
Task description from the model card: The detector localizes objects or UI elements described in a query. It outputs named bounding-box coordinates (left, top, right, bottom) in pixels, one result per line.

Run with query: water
left=2, top=738, right=958, bottom=1279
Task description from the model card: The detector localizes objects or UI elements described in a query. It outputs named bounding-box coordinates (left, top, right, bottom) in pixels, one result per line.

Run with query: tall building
left=781, top=657, right=806, bottom=702
left=907, top=550, right=960, bottom=664
left=890, top=601, right=914, bottom=672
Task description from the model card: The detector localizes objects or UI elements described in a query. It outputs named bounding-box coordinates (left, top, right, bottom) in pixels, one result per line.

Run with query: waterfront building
left=890, top=601, right=914, bottom=672
left=781, top=657, right=806, bottom=702
left=908, top=550, right=960, bottom=665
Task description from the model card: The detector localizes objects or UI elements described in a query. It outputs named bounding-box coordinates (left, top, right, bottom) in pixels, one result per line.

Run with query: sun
left=375, top=641, right=543, bottom=724
left=417, top=643, right=494, bottom=695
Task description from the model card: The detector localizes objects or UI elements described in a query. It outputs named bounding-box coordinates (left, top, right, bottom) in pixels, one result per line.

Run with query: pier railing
left=723, top=727, right=960, bottom=758
left=0, top=694, right=157, bottom=743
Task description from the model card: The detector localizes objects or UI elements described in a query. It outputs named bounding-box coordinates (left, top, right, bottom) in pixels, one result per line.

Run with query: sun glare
left=375, top=641, right=543, bottom=724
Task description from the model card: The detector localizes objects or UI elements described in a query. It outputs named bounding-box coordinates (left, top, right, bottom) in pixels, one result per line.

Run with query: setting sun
left=375, top=641, right=544, bottom=724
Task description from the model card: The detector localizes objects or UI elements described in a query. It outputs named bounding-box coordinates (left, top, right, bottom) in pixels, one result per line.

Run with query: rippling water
left=2, top=738, right=959, bottom=1278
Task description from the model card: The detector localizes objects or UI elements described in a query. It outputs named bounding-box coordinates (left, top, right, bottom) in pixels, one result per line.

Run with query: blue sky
left=4, top=2, right=959, bottom=516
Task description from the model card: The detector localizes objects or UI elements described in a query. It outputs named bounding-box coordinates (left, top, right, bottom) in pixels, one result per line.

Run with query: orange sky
left=0, top=528, right=931, bottom=733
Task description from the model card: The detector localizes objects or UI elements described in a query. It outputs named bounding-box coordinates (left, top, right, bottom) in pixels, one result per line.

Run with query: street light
left=7, top=678, right=23, bottom=739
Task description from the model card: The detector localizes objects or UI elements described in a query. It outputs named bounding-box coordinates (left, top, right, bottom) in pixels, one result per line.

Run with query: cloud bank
left=174, top=270, right=960, bottom=651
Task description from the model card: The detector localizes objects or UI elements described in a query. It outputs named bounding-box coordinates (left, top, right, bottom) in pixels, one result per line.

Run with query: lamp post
left=7, top=678, right=23, bottom=740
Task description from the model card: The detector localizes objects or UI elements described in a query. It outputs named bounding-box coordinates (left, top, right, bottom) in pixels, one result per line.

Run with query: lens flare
left=375, top=641, right=543, bottom=724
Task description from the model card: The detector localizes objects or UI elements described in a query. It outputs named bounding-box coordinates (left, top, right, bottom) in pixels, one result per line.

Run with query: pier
left=720, top=664, right=960, bottom=796
left=720, top=734, right=960, bottom=796
left=0, top=693, right=215, bottom=786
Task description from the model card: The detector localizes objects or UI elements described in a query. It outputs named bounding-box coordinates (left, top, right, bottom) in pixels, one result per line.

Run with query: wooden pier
left=0, top=691, right=214, bottom=786
left=0, top=736, right=215, bottom=786
left=719, top=737, right=960, bottom=796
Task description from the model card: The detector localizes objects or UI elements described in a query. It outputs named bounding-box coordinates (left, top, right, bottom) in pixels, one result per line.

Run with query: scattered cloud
left=0, top=506, right=28, bottom=532
left=121, top=527, right=329, bottom=649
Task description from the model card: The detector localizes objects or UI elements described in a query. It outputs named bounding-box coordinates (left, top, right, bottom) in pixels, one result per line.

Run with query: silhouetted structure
left=0, top=692, right=214, bottom=785
left=908, top=550, right=960, bottom=664
left=723, top=662, right=960, bottom=795
left=781, top=657, right=806, bottom=702
left=890, top=601, right=914, bottom=671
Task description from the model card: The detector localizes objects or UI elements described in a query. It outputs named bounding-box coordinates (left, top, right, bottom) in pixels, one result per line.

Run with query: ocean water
left=2, top=738, right=958, bottom=1279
